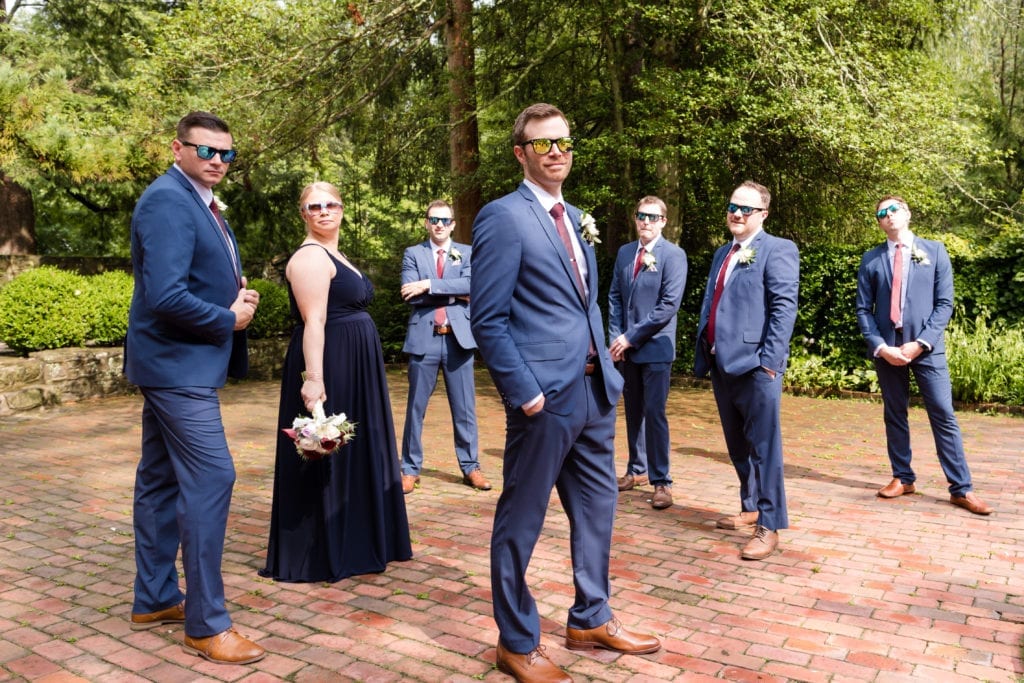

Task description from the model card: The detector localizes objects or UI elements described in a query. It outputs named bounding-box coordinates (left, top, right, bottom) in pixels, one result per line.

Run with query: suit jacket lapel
left=169, top=166, right=240, bottom=282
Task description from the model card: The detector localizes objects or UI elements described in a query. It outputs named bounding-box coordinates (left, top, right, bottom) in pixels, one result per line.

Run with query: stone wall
left=0, top=338, right=289, bottom=416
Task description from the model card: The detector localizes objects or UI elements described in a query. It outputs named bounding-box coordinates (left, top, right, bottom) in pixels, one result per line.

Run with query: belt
left=434, top=324, right=451, bottom=335
left=584, top=356, right=596, bottom=376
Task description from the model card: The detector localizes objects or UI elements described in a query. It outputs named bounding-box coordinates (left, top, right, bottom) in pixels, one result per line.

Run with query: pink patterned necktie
left=707, top=243, right=740, bottom=347
left=890, top=243, right=903, bottom=326
left=434, top=248, right=446, bottom=327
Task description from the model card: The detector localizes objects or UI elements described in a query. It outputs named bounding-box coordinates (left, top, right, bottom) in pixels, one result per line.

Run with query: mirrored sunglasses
left=179, top=140, right=237, bottom=163
left=520, top=137, right=574, bottom=154
left=302, top=202, right=343, bottom=213
left=726, top=203, right=765, bottom=216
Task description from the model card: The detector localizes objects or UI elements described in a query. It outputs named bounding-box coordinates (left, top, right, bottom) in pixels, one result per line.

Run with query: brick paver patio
left=1, top=369, right=1022, bottom=682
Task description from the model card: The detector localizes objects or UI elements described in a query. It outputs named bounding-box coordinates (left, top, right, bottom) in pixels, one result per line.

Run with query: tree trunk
left=445, top=0, right=481, bottom=244
left=0, top=172, right=37, bottom=255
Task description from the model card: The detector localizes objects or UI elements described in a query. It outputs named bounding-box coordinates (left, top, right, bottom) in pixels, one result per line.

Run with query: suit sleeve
left=470, top=202, right=541, bottom=408
left=855, top=249, right=885, bottom=353
left=918, top=242, right=954, bottom=349
left=135, top=186, right=235, bottom=344
left=760, top=239, right=800, bottom=372
left=625, top=247, right=687, bottom=349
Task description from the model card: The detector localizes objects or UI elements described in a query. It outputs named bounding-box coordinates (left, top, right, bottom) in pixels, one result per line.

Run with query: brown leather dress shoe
left=617, top=473, right=649, bottom=491
left=877, top=478, right=915, bottom=498
left=741, top=525, right=779, bottom=561
left=130, top=601, right=185, bottom=631
left=716, top=510, right=758, bottom=529
left=651, top=485, right=673, bottom=510
left=183, top=628, right=266, bottom=665
left=495, top=642, right=570, bottom=683
left=463, top=469, right=493, bottom=490
left=565, top=616, right=661, bottom=654
left=950, top=492, right=993, bottom=515
left=401, top=474, right=419, bottom=494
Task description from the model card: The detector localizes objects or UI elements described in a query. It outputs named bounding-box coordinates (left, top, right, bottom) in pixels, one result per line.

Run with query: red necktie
left=209, top=199, right=240, bottom=286
left=632, top=246, right=646, bottom=280
left=890, top=243, right=903, bottom=327
left=434, top=248, right=446, bottom=327
left=707, top=243, right=740, bottom=347
left=549, top=203, right=586, bottom=301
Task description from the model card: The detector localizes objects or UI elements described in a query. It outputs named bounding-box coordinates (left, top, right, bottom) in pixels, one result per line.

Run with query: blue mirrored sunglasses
left=179, top=140, right=237, bottom=163
left=726, top=203, right=765, bottom=216
left=635, top=212, right=664, bottom=223
left=876, top=204, right=901, bottom=220
left=427, top=216, right=453, bottom=226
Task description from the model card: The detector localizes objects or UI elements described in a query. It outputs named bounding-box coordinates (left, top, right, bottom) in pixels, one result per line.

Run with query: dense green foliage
left=85, top=269, right=133, bottom=345
left=246, top=278, right=292, bottom=339
left=0, top=266, right=91, bottom=351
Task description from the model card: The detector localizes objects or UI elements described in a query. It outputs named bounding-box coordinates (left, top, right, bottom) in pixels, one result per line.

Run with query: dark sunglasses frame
left=635, top=212, right=664, bottom=223
left=726, top=203, right=765, bottom=216
left=426, top=216, right=454, bottom=226
left=179, top=140, right=238, bottom=163
left=875, top=204, right=902, bottom=220
left=302, top=202, right=344, bottom=213
left=520, top=137, right=574, bottom=154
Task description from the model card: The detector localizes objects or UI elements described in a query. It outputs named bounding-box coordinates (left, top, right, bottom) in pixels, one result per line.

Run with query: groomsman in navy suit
left=608, top=196, right=688, bottom=509
left=695, top=181, right=799, bottom=561
left=855, top=195, right=992, bottom=515
left=472, top=103, right=660, bottom=683
left=399, top=200, right=490, bottom=494
left=125, top=112, right=265, bottom=664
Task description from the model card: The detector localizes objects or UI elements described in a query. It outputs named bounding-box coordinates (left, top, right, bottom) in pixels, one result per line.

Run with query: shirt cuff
left=523, top=393, right=543, bottom=410
left=916, top=338, right=931, bottom=351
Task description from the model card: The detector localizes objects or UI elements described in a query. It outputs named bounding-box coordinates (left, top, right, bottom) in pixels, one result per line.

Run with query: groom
left=471, top=103, right=660, bottom=682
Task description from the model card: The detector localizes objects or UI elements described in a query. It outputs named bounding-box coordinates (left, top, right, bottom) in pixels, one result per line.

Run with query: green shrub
left=247, top=278, right=293, bottom=339
left=947, top=314, right=1024, bottom=404
left=85, top=270, right=133, bottom=345
left=0, top=267, right=92, bottom=353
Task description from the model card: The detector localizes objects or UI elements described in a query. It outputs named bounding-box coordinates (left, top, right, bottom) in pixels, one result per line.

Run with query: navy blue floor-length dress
left=260, top=247, right=412, bottom=582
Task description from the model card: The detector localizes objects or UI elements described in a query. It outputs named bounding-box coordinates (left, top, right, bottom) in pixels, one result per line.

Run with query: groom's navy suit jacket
left=471, top=183, right=621, bottom=414
left=125, top=165, right=247, bottom=388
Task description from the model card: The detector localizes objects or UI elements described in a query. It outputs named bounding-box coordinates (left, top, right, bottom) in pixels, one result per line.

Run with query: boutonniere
left=910, top=245, right=930, bottom=265
left=642, top=250, right=657, bottom=272
left=448, top=247, right=463, bottom=263
left=736, top=245, right=756, bottom=265
left=213, top=195, right=228, bottom=213
left=579, top=212, right=600, bottom=246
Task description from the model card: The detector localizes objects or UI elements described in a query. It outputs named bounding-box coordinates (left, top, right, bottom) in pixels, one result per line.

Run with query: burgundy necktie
left=632, top=246, right=646, bottom=280
left=209, top=199, right=240, bottom=286
left=549, top=203, right=586, bottom=301
left=707, top=243, right=741, bottom=348
left=890, top=243, right=903, bottom=327
left=434, top=248, right=446, bottom=327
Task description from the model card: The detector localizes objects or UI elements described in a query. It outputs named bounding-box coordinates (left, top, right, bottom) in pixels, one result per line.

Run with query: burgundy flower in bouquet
left=282, top=400, right=356, bottom=461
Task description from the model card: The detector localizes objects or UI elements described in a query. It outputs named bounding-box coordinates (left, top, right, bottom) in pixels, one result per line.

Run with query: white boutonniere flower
left=736, top=245, right=756, bottom=265
left=579, top=212, right=600, bottom=246
left=642, top=250, right=657, bottom=272
left=213, top=195, right=228, bottom=213
left=910, top=245, right=930, bottom=265
left=448, top=247, right=463, bottom=263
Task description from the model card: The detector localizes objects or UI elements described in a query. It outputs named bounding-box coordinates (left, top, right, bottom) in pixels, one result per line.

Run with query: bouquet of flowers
left=282, top=400, right=356, bottom=461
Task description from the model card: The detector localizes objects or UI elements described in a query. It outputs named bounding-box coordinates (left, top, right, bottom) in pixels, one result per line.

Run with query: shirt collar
left=174, top=163, right=214, bottom=206
left=732, top=228, right=761, bottom=249
left=523, top=178, right=564, bottom=214
left=639, top=235, right=661, bottom=252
